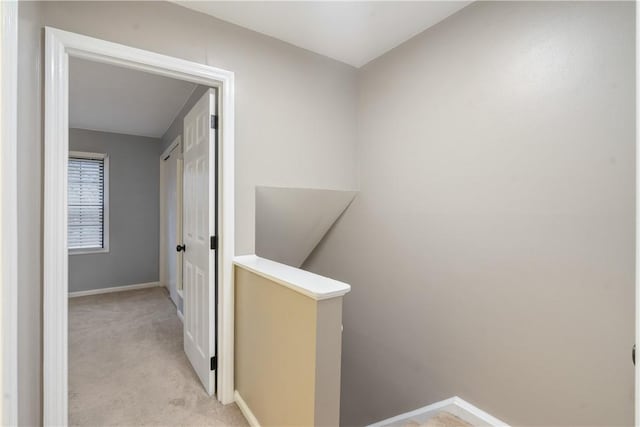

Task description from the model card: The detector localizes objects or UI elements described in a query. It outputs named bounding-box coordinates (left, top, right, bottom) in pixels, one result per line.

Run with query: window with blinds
left=68, top=152, right=108, bottom=251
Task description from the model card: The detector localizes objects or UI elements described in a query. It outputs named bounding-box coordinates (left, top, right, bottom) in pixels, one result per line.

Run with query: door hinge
left=210, top=235, right=218, bottom=250
left=210, top=356, right=217, bottom=371
left=211, top=114, right=218, bottom=130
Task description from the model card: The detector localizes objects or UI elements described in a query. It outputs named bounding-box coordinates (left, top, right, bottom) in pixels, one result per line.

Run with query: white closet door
left=163, top=147, right=179, bottom=306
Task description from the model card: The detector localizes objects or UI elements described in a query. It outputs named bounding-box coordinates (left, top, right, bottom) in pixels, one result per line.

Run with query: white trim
left=177, top=156, right=184, bottom=292
left=68, top=281, right=162, bottom=298
left=234, top=391, right=261, bottom=427
left=44, top=25, right=70, bottom=427
left=68, top=150, right=106, bottom=160
left=367, top=398, right=456, bottom=427
left=159, top=146, right=166, bottom=289
left=449, top=397, right=509, bottom=427
left=1, top=1, right=18, bottom=425
left=367, top=396, right=509, bottom=427
left=68, top=248, right=109, bottom=256
left=159, top=136, right=182, bottom=299
left=68, top=151, right=110, bottom=255
left=44, top=27, right=236, bottom=425
left=234, top=255, right=351, bottom=300
left=176, top=308, right=184, bottom=323
left=635, top=3, right=639, bottom=424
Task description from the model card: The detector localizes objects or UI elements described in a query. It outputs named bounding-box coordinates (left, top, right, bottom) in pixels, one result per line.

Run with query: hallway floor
left=69, top=286, right=248, bottom=426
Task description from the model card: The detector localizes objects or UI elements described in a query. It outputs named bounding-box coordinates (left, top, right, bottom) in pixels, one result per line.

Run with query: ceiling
left=175, top=1, right=471, bottom=68
left=69, top=3, right=471, bottom=135
left=69, top=57, right=198, bottom=138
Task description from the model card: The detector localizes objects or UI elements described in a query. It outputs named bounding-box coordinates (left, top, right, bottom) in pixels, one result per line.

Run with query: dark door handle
left=176, top=244, right=186, bottom=252
left=633, top=345, right=635, bottom=366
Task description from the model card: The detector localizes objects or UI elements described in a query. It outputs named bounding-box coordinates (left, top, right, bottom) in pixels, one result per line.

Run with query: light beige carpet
left=69, top=287, right=248, bottom=426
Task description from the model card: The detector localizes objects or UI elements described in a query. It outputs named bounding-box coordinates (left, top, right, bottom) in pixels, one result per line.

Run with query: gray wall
left=68, top=128, right=160, bottom=292
left=255, top=187, right=357, bottom=268
left=17, top=2, right=358, bottom=424
left=161, top=84, right=209, bottom=152
left=16, top=2, right=635, bottom=426
left=305, top=2, right=635, bottom=426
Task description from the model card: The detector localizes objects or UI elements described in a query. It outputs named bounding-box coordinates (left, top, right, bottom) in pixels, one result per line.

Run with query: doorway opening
left=44, top=27, right=235, bottom=425
left=66, top=56, right=224, bottom=423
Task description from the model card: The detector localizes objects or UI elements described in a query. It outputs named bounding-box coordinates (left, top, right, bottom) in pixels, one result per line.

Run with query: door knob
left=176, top=244, right=186, bottom=252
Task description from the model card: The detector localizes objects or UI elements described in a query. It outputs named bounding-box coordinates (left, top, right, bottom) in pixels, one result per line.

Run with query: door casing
left=160, top=136, right=183, bottom=309
left=0, top=1, right=18, bottom=425
left=43, top=27, right=235, bottom=425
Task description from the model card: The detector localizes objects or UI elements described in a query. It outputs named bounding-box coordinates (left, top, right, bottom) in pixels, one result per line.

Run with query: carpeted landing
left=69, top=286, right=248, bottom=426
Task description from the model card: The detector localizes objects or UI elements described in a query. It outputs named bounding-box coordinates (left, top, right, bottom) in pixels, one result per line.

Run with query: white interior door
left=162, top=143, right=180, bottom=307
left=182, top=88, right=217, bottom=395
left=177, top=156, right=184, bottom=295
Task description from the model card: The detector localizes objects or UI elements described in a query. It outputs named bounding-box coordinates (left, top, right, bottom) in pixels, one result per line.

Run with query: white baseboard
left=367, top=396, right=509, bottom=427
left=176, top=308, right=184, bottom=323
left=234, top=390, right=260, bottom=427
left=68, top=281, right=162, bottom=298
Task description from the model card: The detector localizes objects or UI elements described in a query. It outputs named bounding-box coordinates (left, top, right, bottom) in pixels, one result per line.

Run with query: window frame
left=68, top=150, right=110, bottom=255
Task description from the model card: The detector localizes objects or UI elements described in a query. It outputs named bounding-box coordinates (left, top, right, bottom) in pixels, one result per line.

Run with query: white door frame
left=44, top=27, right=235, bottom=425
left=159, top=135, right=182, bottom=301
left=636, top=5, right=640, bottom=425
left=1, top=1, right=18, bottom=425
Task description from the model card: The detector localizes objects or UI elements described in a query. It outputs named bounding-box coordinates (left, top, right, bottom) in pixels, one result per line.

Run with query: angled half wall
left=255, top=186, right=356, bottom=268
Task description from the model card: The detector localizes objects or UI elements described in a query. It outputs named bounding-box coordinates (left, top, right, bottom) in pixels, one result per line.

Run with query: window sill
left=69, top=248, right=109, bottom=256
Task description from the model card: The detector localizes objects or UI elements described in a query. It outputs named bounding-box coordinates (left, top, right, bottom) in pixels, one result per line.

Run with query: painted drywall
left=305, top=2, right=635, bottom=426
left=16, top=2, right=43, bottom=424
left=255, top=187, right=357, bottom=268
left=235, top=266, right=343, bottom=426
left=161, top=84, right=209, bottom=152
left=17, top=2, right=634, bottom=425
left=34, top=0, right=361, bottom=257
left=69, top=57, right=198, bottom=138
left=68, top=128, right=160, bottom=292
left=16, top=2, right=358, bottom=424
left=177, top=2, right=471, bottom=68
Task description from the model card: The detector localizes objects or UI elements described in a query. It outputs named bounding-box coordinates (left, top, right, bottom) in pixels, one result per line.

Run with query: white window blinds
left=68, top=155, right=106, bottom=250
